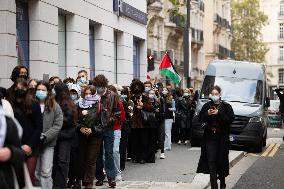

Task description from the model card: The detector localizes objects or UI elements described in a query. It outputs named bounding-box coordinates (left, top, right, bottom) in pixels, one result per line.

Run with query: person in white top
left=1, top=99, right=14, bottom=118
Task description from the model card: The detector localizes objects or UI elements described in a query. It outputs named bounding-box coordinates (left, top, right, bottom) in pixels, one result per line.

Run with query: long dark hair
left=54, top=83, right=77, bottom=123
left=10, top=65, right=29, bottom=82
left=7, top=78, right=35, bottom=115
left=36, top=81, right=55, bottom=112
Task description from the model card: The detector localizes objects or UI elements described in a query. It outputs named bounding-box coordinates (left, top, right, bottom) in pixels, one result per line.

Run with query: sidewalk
left=96, top=149, right=244, bottom=189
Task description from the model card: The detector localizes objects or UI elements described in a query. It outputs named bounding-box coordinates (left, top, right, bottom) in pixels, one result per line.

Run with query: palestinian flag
left=159, top=53, right=181, bottom=84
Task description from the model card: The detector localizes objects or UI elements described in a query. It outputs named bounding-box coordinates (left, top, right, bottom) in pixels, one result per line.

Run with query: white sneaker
left=160, top=153, right=165, bottom=159
left=178, top=140, right=182, bottom=145
left=184, top=140, right=188, bottom=145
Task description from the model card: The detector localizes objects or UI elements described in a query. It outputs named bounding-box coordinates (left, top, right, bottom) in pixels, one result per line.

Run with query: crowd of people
left=0, top=65, right=198, bottom=189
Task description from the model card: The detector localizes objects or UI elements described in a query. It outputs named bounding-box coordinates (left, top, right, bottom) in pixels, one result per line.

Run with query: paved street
left=225, top=128, right=284, bottom=189
left=123, top=144, right=199, bottom=183
left=93, top=128, right=284, bottom=189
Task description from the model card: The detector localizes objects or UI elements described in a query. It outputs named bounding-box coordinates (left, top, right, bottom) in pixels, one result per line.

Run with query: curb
left=189, top=151, right=245, bottom=189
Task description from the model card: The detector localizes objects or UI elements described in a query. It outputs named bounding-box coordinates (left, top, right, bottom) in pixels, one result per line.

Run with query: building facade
left=147, top=0, right=205, bottom=89
left=260, top=0, right=284, bottom=97
left=203, top=0, right=233, bottom=67
left=0, top=0, right=147, bottom=88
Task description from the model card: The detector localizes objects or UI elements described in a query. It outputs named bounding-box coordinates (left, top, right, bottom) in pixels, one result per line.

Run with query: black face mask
left=28, top=88, right=36, bottom=94
left=15, top=89, right=27, bottom=98
left=18, top=75, right=28, bottom=80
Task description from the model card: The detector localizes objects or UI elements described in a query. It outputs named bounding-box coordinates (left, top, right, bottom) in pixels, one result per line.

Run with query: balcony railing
left=214, top=14, right=222, bottom=25
left=214, top=14, right=232, bottom=31
left=217, top=44, right=235, bottom=59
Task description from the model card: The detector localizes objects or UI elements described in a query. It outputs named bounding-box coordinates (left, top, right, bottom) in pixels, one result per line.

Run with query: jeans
left=35, top=147, right=54, bottom=189
left=96, top=129, right=116, bottom=180
left=113, top=130, right=121, bottom=177
left=53, top=140, right=72, bottom=189
left=164, top=119, right=173, bottom=150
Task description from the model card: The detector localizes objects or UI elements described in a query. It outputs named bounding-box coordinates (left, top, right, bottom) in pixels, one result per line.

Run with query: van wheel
left=263, top=133, right=267, bottom=147
left=254, top=139, right=263, bottom=153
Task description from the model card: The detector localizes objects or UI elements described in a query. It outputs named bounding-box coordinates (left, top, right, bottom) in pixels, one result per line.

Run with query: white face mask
left=210, top=95, right=220, bottom=102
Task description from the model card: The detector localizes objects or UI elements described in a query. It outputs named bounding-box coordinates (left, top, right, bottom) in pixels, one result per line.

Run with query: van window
left=200, top=76, right=263, bottom=104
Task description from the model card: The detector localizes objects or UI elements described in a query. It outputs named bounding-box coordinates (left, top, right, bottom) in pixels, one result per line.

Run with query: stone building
left=203, top=0, right=234, bottom=67
left=0, top=0, right=147, bottom=88
left=147, top=0, right=205, bottom=89
left=260, top=0, right=284, bottom=97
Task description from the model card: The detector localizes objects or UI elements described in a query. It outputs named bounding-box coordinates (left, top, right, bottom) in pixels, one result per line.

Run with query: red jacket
left=113, top=100, right=125, bottom=130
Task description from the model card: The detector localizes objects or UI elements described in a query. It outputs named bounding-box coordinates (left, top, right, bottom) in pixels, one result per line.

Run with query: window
left=279, top=69, right=284, bottom=84
left=280, top=1, right=284, bottom=16
left=133, top=39, right=140, bottom=79
left=200, top=76, right=264, bottom=104
left=58, top=14, right=66, bottom=78
left=89, top=26, right=95, bottom=78
left=16, top=0, right=29, bottom=68
left=280, top=23, right=284, bottom=39
left=280, top=46, right=284, bottom=61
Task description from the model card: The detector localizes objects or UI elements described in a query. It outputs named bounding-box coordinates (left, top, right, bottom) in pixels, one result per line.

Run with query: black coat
left=196, top=100, right=234, bottom=177
left=13, top=102, right=43, bottom=150
left=175, top=97, right=192, bottom=129
left=0, top=116, right=25, bottom=189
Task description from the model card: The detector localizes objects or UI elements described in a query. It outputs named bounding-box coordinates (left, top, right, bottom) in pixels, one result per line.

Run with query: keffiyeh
left=78, top=94, right=101, bottom=109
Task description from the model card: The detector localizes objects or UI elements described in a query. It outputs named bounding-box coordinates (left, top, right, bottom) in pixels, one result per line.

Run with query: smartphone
left=210, top=106, right=216, bottom=110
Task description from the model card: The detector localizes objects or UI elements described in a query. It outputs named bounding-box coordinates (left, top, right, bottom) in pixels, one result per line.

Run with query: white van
left=191, top=60, right=270, bottom=152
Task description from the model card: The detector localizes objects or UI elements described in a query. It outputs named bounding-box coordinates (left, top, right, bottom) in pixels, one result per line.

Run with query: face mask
left=67, top=83, right=73, bottom=90
left=36, top=90, right=48, bottom=100
left=210, top=95, right=220, bottom=102
left=149, top=94, right=155, bottom=100
left=15, top=89, right=27, bottom=98
left=145, top=87, right=151, bottom=93
left=183, top=93, right=189, bottom=97
left=121, top=95, right=127, bottom=99
left=162, top=91, right=168, bottom=95
left=80, top=77, right=87, bottom=83
left=96, top=87, right=106, bottom=95
left=19, top=75, right=28, bottom=80
left=28, top=88, right=36, bottom=94
left=71, top=94, right=78, bottom=101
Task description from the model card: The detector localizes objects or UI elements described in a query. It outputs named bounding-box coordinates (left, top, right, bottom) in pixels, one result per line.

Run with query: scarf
left=78, top=94, right=101, bottom=109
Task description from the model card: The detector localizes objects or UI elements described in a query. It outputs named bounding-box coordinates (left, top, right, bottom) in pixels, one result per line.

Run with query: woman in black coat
left=7, top=78, right=43, bottom=184
left=52, top=83, right=78, bottom=189
left=197, top=85, right=234, bottom=189
left=0, top=111, right=25, bottom=189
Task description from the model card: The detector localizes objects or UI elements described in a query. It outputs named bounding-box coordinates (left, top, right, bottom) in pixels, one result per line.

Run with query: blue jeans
left=113, top=130, right=121, bottom=177
left=35, top=147, right=54, bottom=189
left=164, top=119, right=173, bottom=150
left=96, top=129, right=116, bottom=180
